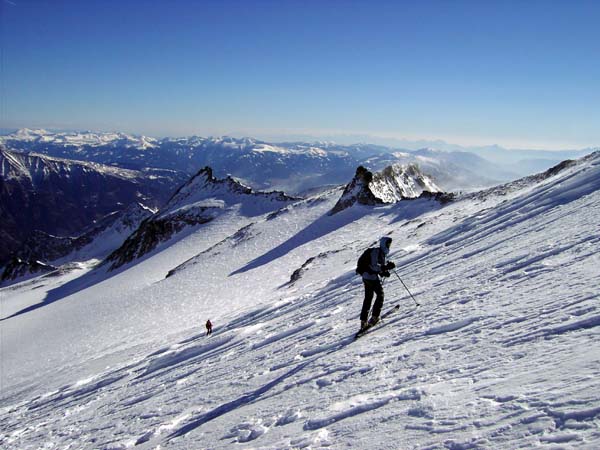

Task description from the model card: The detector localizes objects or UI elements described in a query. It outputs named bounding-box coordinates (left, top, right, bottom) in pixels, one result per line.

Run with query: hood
left=380, top=237, right=392, bottom=255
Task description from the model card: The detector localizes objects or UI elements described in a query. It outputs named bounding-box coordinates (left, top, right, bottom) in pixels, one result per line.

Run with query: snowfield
left=1, top=153, right=599, bottom=449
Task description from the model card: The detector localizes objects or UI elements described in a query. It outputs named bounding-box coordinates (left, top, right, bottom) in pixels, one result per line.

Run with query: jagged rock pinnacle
left=330, top=164, right=442, bottom=214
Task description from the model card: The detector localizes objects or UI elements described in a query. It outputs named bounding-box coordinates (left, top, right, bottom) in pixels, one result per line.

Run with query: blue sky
left=2, top=0, right=599, bottom=149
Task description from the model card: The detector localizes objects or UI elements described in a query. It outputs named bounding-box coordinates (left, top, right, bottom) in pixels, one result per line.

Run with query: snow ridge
left=105, top=166, right=299, bottom=271
left=163, top=166, right=298, bottom=218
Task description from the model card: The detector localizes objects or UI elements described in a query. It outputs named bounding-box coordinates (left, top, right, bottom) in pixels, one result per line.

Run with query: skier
left=206, top=319, right=213, bottom=336
left=359, top=237, right=395, bottom=331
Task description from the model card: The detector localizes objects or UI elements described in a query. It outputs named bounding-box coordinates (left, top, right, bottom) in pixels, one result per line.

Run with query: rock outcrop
left=331, top=164, right=443, bottom=214
left=105, top=167, right=299, bottom=271
left=1, top=257, right=57, bottom=285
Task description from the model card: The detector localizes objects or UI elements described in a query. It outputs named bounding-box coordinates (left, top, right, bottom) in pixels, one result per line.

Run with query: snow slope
left=1, top=153, right=599, bottom=449
left=104, top=167, right=298, bottom=271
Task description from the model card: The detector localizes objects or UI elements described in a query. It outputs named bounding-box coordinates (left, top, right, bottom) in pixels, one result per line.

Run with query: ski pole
left=392, top=269, right=420, bottom=306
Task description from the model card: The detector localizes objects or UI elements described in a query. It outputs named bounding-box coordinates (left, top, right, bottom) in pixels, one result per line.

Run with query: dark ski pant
left=361, top=278, right=384, bottom=322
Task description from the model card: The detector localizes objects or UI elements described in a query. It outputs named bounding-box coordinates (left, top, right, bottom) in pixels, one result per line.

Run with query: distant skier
left=206, top=319, right=213, bottom=336
left=356, top=237, right=395, bottom=331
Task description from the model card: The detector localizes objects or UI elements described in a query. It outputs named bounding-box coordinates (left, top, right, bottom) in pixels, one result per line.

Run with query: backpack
left=356, top=248, right=375, bottom=275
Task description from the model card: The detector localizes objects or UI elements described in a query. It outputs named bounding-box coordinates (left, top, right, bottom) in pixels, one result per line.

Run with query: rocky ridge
left=105, top=167, right=299, bottom=271
left=330, top=164, right=445, bottom=214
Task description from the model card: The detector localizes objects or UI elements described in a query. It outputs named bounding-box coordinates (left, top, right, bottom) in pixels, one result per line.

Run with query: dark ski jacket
left=362, top=237, right=391, bottom=281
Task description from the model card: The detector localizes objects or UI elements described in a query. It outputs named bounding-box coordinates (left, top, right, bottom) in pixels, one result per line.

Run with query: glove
left=385, top=261, right=396, bottom=270
left=381, top=270, right=391, bottom=278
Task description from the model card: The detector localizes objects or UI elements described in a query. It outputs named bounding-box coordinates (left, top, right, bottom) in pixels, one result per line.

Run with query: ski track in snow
left=1, top=154, right=600, bottom=448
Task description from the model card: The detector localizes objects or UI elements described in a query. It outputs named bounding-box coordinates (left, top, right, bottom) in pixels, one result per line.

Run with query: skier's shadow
left=229, top=206, right=372, bottom=276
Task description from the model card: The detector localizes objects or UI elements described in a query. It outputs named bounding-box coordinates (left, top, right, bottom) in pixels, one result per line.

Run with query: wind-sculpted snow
left=1, top=152, right=599, bottom=448
left=303, top=388, right=423, bottom=430
left=424, top=317, right=482, bottom=335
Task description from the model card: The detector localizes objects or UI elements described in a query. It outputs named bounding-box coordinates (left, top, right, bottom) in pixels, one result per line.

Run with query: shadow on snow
left=229, top=207, right=372, bottom=276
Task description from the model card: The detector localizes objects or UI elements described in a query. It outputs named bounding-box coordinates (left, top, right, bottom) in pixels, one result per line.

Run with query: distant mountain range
left=1, top=128, right=523, bottom=194
left=1, top=155, right=450, bottom=284
left=2, top=138, right=599, bottom=450
left=254, top=131, right=595, bottom=170
left=3, top=128, right=592, bottom=274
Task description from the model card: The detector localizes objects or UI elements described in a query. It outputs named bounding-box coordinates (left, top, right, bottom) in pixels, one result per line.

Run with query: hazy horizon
left=3, top=126, right=597, bottom=154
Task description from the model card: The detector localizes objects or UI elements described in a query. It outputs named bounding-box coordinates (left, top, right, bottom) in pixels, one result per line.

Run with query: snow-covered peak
left=331, top=164, right=442, bottom=214
left=1, top=129, right=158, bottom=149
left=163, top=166, right=296, bottom=218
left=330, top=166, right=382, bottom=214
left=13, top=128, right=52, bottom=140
left=104, top=167, right=299, bottom=271
left=370, top=164, right=441, bottom=202
left=165, top=167, right=252, bottom=211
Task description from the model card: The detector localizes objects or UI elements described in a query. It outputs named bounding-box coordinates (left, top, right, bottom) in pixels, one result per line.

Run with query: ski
left=354, top=304, right=400, bottom=339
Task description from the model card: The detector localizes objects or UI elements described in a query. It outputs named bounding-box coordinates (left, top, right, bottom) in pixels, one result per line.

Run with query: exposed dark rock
left=330, top=166, right=383, bottom=214
left=0, top=147, right=185, bottom=265
left=105, top=212, right=213, bottom=271
left=543, top=159, right=576, bottom=178
left=288, top=256, right=316, bottom=285
left=106, top=166, right=298, bottom=271
left=284, top=250, right=342, bottom=287
left=1, top=257, right=57, bottom=284
left=330, top=164, right=443, bottom=214
left=418, top=191, right=455, bottom=204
